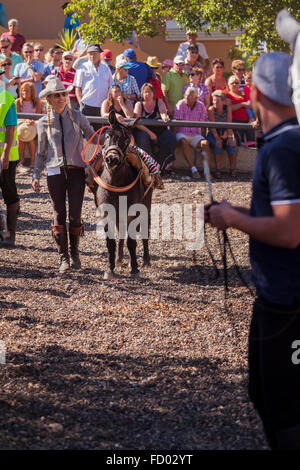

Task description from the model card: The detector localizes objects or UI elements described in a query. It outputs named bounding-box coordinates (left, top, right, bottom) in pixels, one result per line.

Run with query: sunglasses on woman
left=1, top=63, right=11, bottom=67
left=53, top=92, right=67, bottom=98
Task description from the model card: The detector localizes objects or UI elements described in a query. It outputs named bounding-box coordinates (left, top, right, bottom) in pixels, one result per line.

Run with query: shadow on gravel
left=0, top=300, right=27, bottom=311
left=0, top=346, right=265, bottom=450
left=164, top=264, right=252, bottom=289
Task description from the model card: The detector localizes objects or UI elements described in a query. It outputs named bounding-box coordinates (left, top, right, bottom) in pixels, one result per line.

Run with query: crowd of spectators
left=0, top=20, right=258, bottom=178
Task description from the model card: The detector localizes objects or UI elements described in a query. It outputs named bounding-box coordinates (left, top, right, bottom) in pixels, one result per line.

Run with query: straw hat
left=146, top=56, right=161, bottom=68
left=39, top=77, right=73, bottom=99
left=17, top=121, right=37, bottom=142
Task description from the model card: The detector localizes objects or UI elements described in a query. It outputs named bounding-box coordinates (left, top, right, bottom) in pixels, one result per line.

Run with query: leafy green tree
left=66, top=0, right=299, bottom=53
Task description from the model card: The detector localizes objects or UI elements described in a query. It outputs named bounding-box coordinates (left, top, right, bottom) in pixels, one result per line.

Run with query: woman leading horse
left=32, top=78, right=96, bottom=274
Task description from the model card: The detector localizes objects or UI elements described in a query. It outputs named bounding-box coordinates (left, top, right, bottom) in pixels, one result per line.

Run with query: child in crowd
left=16, top=82, right=41, bottom=169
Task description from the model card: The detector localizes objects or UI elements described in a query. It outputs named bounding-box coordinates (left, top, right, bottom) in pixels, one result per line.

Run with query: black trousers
left=0, top=161, right=19, bottom=206
left=132, top=128, right=177, bottom=165
left=248, top=297, right=300, bottom=449
left=233, top=119, right=255, bottom=145
left=47, top=167, right=86, bottom=227
left=80, top=103, right=101, bottom=131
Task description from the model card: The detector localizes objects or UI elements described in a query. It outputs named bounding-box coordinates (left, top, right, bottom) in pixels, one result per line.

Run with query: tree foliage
left=66, top=0, right=299, bottom=53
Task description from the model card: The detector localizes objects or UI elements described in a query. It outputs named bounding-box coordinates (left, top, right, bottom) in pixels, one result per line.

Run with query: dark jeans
left=132, top=128, right=177, bottom=165
left=249, top=297, right=300, bottom=449
left=0, top=161, right=19, bottom=206
left=233, top=119, right=255, bottom=145
left=47, top=167, right=86, bottom=227
left=80, top=103, right=101, bottom=131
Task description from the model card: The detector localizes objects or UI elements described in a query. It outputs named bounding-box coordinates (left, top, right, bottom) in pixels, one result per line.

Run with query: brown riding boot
left=51, top=225, right=70, bottom=274
left=69, top=224, right=83, bottom=270
left=1, top=201, right=20, bottom=248
left=127, top=150, right=152, bottom=186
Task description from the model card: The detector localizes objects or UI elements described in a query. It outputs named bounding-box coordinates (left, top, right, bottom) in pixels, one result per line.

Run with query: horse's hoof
left=104, top=271, right=114, bottom=280
left=143, top=260, right=151, bottom=267
left=130, top=270, right=140, bottom=277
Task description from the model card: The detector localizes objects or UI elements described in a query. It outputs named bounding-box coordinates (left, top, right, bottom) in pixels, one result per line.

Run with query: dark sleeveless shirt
left=141, top=99, right=163, bottom=136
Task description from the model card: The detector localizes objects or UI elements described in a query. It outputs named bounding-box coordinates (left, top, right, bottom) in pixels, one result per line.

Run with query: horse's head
left=102, top=110, right=137, bottom=170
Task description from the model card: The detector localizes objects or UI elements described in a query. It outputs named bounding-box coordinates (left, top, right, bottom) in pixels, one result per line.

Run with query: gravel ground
left=0, top=168, right=268, bottom=450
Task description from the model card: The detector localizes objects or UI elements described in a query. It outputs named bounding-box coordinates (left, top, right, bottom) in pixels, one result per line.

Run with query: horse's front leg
left=127, top=235, right=139, bottom=275
left=104, top=237, right=116, bottom=279
left=142, top=239, right=150, bottom=267
left=117, top=239, right=124, bottom=265
left=143, top=190, right=152, bottom=267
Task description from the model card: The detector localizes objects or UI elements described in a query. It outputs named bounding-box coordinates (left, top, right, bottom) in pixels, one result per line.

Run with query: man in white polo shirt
left=74, top=43, right=113, bottom=130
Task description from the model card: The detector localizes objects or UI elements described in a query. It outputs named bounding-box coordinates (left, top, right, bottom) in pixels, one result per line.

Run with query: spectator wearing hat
left=32, top=77, right=96, bottom=273
left=74, top=44, right=113, bottom=130
left=113, top=57, right=140, bottom=106
left=161, top=59, right=173, bottom=77
left=14, top=42, right=44, bottom=97
left=43, top=45, right=63, bottom=77
left=146, top=56, right=162, bottom=82
left=123, top=48, right=154, bottom=91
left=184, top=45, right=204, bottom=76
left=101, top=49, right=115, bottom=75
left=173, top=87, right=210, bottom=179
left=54, top=51, right=78, bottom=109
left=208, top=52, right=300, bottom=450
left=16, top=82, right=41, bottom=170
left=1, top=18, right=26, bottom=54
left=177, top=31, right=209, bottom=75
left=161, top=55, right=189, bottom=116
left=0, top=37, right=22, bottom=75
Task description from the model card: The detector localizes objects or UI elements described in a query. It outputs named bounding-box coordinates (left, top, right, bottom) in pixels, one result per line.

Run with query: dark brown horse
left=95, top=111, right=153, bottom=279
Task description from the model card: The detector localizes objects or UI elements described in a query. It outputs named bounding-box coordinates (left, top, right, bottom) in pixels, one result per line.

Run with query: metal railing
left=17, top=113, right=255, bottom=130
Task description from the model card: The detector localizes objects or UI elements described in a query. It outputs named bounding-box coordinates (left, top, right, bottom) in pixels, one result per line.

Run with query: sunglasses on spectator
left=54, top=51, right=63, bottom=55
left=1, top=63, right=11, bottom=67
left=24, top=51, right=33, bottom=54
left=190, top=51, right=198, bottom=54
left=64, top=57, right=73, bottom=61
left=235, top=68, right=245, bottom=72
left=53, top=92, right=67, bottom=98
left=232, top=81, right=240, bottom=85
left=0, top=45, right=9, bottom=49
left=189, top=72, right=198, bottom=76
left=35, top=48, right=44, bottom=52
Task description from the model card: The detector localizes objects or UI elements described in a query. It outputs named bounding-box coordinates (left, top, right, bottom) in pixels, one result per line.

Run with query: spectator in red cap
left=101, top=49, right=115, bottom=74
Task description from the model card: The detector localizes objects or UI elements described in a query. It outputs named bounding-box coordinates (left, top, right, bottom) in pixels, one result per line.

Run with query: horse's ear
left=122, top=117, right=140, bottom=129
left=108, top=109, right=117, bottom=127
